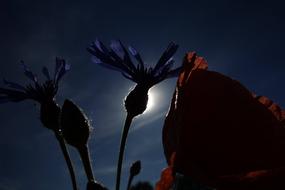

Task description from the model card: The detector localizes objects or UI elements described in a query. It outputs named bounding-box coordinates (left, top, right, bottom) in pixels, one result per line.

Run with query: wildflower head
left=0, top=58, right=70, bottom=104
left=87, top=40, right=181, bottom=117
left=0, top=58, right=70, bottom=130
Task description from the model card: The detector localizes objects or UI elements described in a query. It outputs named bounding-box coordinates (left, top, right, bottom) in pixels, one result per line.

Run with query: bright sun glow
left=144, top=88, right=159, bottom=113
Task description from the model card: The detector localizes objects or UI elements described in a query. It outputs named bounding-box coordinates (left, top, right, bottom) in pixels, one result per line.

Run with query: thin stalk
left=126, top=174, right=134, bottom=190
left=54, top=131, right=78, bottom=190
left=115, top=113, right=134, bottom=190
left=78, top=144, right=95, bottom=182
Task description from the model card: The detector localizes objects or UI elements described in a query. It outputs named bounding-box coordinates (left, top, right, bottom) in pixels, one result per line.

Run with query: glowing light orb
left=144, top=88, right=159, bottom=113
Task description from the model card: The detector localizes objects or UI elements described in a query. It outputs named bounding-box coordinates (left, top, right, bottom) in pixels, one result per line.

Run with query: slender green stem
left=54, top=131, right=78, bottom=190
left=115, top=113, right=134, bottom=190
left=78, top=144, right=95, bottom=182
left=126, top=174, right=134, bottom=190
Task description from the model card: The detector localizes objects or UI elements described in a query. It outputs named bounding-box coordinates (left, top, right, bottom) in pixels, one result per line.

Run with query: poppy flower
left=155, top=152, right=176, bottom=190
left=87, top=39, right=182, bottom=190
left=163, top=52, right=285, bottom=190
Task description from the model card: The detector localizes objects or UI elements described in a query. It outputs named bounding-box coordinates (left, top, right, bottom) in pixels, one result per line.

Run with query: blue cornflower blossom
left=87, top=40, right=181, bottom=190
left=0, top=58, right=70, bottom=104
left=87, top=39, right=181, bottom=116
left=0, top=58, right=80, bottom=190
left=87, top=40, right=180, bottom=88
left=0, top=58, right=70, bottom=131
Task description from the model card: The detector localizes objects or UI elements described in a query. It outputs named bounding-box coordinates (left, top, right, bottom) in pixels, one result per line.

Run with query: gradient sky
left=0, top=0, right=284, bottom=190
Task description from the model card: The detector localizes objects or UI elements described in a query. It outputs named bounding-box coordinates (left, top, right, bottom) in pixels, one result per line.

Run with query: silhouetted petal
left=91, top=55, right=127, bottom=74
left=88, top=42, right=128, bottom=73
left=91, top=56, right=103, bottom=64
left=0, top=58, right=69, bottom=104
left=54, top=58, right=63, bottom=79
left=0, top=88, right=28, bottom=103
left=95, top=39, right=110, bottom=55
left=42, top=66, right=51, bottom=80
left=55, top=58, right=70, bottom=83
left=3, top=78, right=26, bottom=91
left=107, top=45, right=134, bottom=78
left=20, top=61, right=38, bottom=82
left=153, top=42, right=179, bottom=74
left=154, top=59, right=174, bottom=81
left=118, top=41, right=137, bottom=71
left=155, top=58, right=174, bottom=75
left=88, top=40, right=180, bottom=88
left=165, top=66, right=183, bottom=78
left=110, top=40, right=125, bottom=59
left=128, top=46, right=144, bottom=68
left=121, top=72, right=135, bottom=82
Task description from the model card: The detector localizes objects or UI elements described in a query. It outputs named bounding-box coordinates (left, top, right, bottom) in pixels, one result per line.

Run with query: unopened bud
left=130, top=160, right=141, bottom=177
left=61, top=99, right=91, bottom=148
left=125, top=85, right=149, bottom=117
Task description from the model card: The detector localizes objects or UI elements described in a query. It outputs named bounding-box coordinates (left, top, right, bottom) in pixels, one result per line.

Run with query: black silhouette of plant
left=61, top=99, right=107, bottom=190
left=87, top=39, right=181, bottom=190
left=0, top=59, right=79, bottom=190
left=127, top=160, right=141, bottom=190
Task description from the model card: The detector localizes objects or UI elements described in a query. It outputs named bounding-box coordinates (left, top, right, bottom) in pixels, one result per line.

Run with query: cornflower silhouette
left=61, top=99, right=107, bottom=190
left=127, top=160, right=141, bottom=190
left=87, top=40, right=181, bottom=190
left=0, top=59, right=79, bottom=190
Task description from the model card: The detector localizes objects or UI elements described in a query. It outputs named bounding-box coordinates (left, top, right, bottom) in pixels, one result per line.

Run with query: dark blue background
left=0, top=0, right=284, bottom=189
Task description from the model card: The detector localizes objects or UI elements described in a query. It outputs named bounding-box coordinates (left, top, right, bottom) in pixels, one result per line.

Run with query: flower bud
left=130, top=160, right=141, bottom=177
left=61, top=99, right=91, bottom=148
left=40, top=101, right=61, bottom=131
left=125, top=85, right=149, bottom=117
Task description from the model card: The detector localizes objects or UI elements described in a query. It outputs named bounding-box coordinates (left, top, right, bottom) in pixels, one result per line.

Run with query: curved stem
left=77, top=144, right=95, bottom=182
left=126, top=175, right=134, bottom=190
left=54, top=131, right=78, bottom=190
left=115, top=113, right=134, bottom=190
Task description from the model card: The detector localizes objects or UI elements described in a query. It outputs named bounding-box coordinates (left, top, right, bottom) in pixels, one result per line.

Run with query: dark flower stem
left=116, top=113, right=134, bottom=190
left=78, top=145, right=95, bottom=182
left=126, top=174, right=134, bottom=190
left=54, top=131, right=78, bottom=190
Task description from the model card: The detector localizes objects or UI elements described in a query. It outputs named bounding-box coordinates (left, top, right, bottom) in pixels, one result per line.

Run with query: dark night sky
left=0, top=0, right=284, bottom=189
